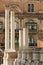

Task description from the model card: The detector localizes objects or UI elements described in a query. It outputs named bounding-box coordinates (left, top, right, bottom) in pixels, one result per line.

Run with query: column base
left=3, top=57, right=14, bottom=65
left=5, top=49, right=16, bottom=53
left=3, top=50, right=17, bottom=65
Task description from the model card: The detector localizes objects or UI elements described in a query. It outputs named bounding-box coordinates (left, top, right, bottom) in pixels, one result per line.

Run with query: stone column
left=40, top=52, right=43, bottom=62
left=19, top=29, right=23, bottom=49
left=23, top=28, right=28, bottom=49
left=10, top=11, right=15, bottom=50
left=18, top=51, right=22, bottom=59
left=3, top=58, right=13, bottom=65
left=3, top=58, right=6, bottom=65
left=19, top=19, right=22, bottom=29
left=5, top=7, right=9, bottom=50
left=5, top=59, right=9, bottom=65
left=13, top=59, right=17, bottom=65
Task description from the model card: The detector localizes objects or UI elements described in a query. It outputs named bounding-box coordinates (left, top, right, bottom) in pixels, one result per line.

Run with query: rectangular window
left=0, top=22, right=3, bottom=32
left=28, top=4, right=34, bottom=12
left=0, top=22, right=2, bottom=29
left=28, top=4, right=30, bottom=12
left=31, top=4, right=34, bottom=12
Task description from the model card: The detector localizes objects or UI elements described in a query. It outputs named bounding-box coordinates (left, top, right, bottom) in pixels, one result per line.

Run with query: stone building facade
left=13, top=0, right=43, bottom=48
left=0, top=0, right=43, bottom=53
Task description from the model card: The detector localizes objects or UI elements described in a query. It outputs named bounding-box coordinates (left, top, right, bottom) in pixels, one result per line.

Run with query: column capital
left=19, top=29, right=23, bottom=30
left=10, top=11, right=15, bottom=15
left=5, top=6, right=10, bottom=11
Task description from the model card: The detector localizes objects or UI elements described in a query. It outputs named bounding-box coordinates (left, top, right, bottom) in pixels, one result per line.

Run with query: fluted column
left=19, top=29, right=23, bottom=49
left=5, top=7, right=9, bottom=50
left=10, top=11, right=15, bottom=50
left=23, top=28, right=28, bottom=49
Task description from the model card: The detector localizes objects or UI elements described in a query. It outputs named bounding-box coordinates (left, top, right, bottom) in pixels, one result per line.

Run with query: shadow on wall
left=0, top=49, right=4, bottom=65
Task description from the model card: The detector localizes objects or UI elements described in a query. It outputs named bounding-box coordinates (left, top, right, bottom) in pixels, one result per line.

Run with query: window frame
left=28, top=4, right=34, bottom=12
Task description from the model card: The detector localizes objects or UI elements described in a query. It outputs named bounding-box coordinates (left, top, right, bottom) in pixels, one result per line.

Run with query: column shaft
left=19, top=19, right=22, bottom=29
left=23, top=28, right=28, bottom=49
left=3, top=58, right=13, bottom=65
left=5, top=7, right=9, bottom=50
left=10, top=11, right=15, bottom=50
left=19, top=29, right=23, bottom=49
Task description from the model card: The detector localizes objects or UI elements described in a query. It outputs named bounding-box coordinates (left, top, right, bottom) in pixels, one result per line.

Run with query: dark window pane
left=0, top=22, right=2, bottom=29
left=28, top=4, right=30, bottom=12
left=31, top=4, right=34, bottom=12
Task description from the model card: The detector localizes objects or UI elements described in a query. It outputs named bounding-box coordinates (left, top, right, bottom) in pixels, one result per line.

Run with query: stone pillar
left=13, top=59, right=17, bottom=65
left=5, top=59, right=9, bottom=65
left=3, top=58, right=13, bottom=65
left=3, top=52, right=14, bottom=65
left=40, top=52, right=43, bottom=62
left=19, top=29, right=23, bottom=49
left=18, top=51, right=22, bottom=59
left=23, top=28, right=28, bottom=49
left=3, top=58, right=6, bottom=65
left=19, top=19, right=22, bottom=29
left=22, top=51, right=26, bottom=59
left=10, top=11, right=15, bottom=50
left=8, top=59, right=13, bottom=65
left=5, top=7, right=9, bottom=50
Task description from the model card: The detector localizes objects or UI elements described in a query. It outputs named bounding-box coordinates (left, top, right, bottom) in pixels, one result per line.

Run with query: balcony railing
left=29, top=29, right=37, bottom=33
